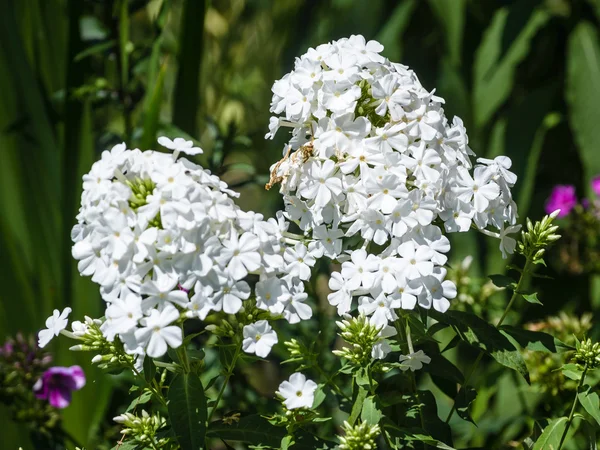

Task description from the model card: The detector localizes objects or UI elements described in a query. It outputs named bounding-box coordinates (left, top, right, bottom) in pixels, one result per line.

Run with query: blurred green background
left=2, top=0, right=600, bottom=448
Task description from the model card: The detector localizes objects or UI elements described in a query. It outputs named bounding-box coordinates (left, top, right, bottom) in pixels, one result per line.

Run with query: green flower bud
left=338, top=421, right=381, bottom=450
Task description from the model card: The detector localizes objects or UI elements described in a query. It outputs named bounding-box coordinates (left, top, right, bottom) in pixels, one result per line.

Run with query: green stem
left=207, top=341, right=242, bottom=423
left=445, top=258, right=533, bottom=423
left=315, top=365, right=351, bottom=401
left=496, top=259, right=533, bottom=327
left=557, top=365, right=588, bottom=450
left=131, top=363, right=167, bottom=408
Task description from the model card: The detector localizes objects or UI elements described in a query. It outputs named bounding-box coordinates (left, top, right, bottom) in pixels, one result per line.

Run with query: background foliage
left=2, top=0, right=600, bottom=448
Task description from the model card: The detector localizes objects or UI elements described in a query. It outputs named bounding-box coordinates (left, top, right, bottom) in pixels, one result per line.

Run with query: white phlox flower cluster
left=266, top=35, right=520, bottom=358
left=69, top=138, right=314, bottom=360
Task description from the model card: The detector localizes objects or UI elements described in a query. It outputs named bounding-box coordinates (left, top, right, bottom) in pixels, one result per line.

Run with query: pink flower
left=545, top=185, right=577, bottom=218
left=592, top=176, right=600, bottom=196
left=33, top=365, right=86, bottom=408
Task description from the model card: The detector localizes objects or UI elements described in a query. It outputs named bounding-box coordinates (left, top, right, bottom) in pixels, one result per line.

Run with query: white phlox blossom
left=266, top=36, right=520, bottom=351
left=277, top=372, right=318, bottom=410
left=38, top=307, right=72, bottom=348
left=69, top=139, right=316, bottom=360
left=399, top=350, right=432, bottom=372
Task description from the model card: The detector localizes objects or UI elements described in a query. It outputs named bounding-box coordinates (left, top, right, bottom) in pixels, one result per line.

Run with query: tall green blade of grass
left=375, top=0, right=416, bottom=62
left=567, top=22, right=600, bottom=309
left=567, top=22, right=600, bottom=195
left=473, top=7, right=549, bottom=130
left=428, top=0, right=466, bottom=67
left=0, top=0, right=62, bottom=324
left=58, top=0, right=113, bottom=445
left=172, top=0, right=206, bottom=137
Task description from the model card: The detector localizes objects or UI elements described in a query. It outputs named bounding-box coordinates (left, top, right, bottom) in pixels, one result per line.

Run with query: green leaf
left=168, top=372, right=207, bottom=450
left=500, top=326, right=573, bottom=353
left=207, top=415, right=286, bottom=448
left=489, top=274, right=516, bottom=288
left=281, top=435, right=293, bottom=450
left=361, top=396, right=383, bottom=426
left=578, top=386, right=600, bottom=427
left=533, top=417, right=568, bottom=450
left=522, top=292, right=543, bottom=305
left=172, top=0, right=206, bottom=136
left=375, top=0, right=417, bottom=62
left=383, top=423, right=456, bottom=450
left=427, top=0, right=466, bottom=66
left=429, top=310, right=529, bottom=381
left=561, top=363, right=583, bottom=381
left=126, top=390, right=152, bottom=412
left=417, top=391, right=454, bottom=445
left=455, top=386, right=477, bottom=424
left=312, top=384, right=327, bottom=409
left=348, top=386, right=368, bottom=426
left=566, top=22, right=600, bottom=197
left=140, top=59, right=167, bottom=150
left=424, top=353, right=464, bottom=385
left=144, top=356, right=157, bottom=383
left=473, top=7, right=549, bottom=128
left=118, top=0, right=129, bottom=92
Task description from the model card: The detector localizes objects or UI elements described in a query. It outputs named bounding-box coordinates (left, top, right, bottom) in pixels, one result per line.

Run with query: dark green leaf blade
left=207, top=415, right=286, bottom=448
left=500, top=325, right=573, bottom=353
left=429, top=310, right=529, bottom=381
left=566, top=22, right=600, bottom=196
left=578, top=386, right=600, bottom=427
left=168, top=372, right=207, bottom=450
left=532, top=417, right=568, bottom=450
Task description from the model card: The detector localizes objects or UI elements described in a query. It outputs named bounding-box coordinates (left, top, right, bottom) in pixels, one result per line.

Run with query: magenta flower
left=545, top=185, right=577, bottom=218
left=592, top=176, right=600, bottom=196
left=33, top=365, right=86, bottom=409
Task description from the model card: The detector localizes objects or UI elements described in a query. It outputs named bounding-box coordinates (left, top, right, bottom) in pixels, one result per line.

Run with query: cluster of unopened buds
left=573, top=338, right=600, bottom=370
left=114, top=410, right=170, bottom=448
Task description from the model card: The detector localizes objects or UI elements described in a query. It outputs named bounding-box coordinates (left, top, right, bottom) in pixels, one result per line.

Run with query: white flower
left=134, top=304, right=182, bottom=358
left=139, top=274, right=189, bottom=312
left=38, top=307, right=72, bottom=348
left=210, top=275, right=250, bottom=315
left=158, top=136, right=203, bottom=155
left=242, top=320, right=278, bottom=358
left=453, top=167, right=500, bottom=213
left=397, top=242, right=434, bottom=279
left=103, top=293, right=143, bottom=340
left=218, top=231, right=262, bottom=281
left=399, top=350, right=431, bottom=372
left=498, top=224, right=521, bottom=259
left=298, top=159, right=342, bottom=208
left=341, top=249, right=379, bottom=291
left=256, top=277, right=286, bottom=314
left=283, top=243, right=315, bottom=280
left=328, top=272, right=353, bottom=315
left=277, top=372, right=318, bottom=410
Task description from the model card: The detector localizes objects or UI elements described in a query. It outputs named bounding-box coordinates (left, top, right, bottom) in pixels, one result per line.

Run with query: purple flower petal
left=68, top=365, right=86, bottom=390
left=32, top=365, right=86, bottom=409
left=592, top=176, right=600, bottom=196
left=49, top=385, right=73, bottom=409
left=545, top=185, right=577, bottom=217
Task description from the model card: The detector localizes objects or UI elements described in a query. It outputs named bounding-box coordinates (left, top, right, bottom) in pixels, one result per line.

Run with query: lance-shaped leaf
left=500, top=325, right=573, bottom=353
left=429, top=310, right=529, bottom=381
left=533, top=417, right=568, bottom=450
left=473, top=7, right=549, bottom=128
left=207, top=415, right=286, bottom=448
left=578, top=386, right=600, bottom=427
left=168, top=372, right=207, bottom=450
left=566, top=22, right=600, bottom=196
